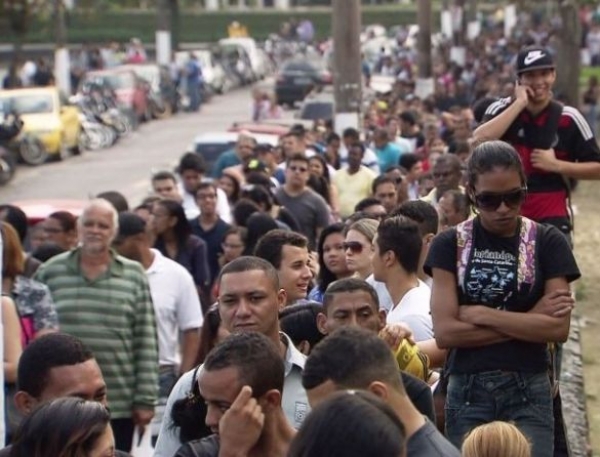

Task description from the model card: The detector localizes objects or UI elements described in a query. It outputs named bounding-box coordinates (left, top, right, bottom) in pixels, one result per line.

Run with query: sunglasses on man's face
left=343, top=241, right=365, bottom=254
left=474, top=188, right=527, bottom=211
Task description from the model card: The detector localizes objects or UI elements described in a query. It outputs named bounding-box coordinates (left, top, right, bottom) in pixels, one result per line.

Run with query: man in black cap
left=473, top=45, right=600, bottom=241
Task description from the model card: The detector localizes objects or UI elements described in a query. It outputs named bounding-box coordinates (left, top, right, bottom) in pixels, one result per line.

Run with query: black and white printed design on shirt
left=466, top=248, right=517, bottom=307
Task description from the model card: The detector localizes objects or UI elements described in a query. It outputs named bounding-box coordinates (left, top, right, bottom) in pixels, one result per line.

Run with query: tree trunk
left=555, top=0, right=580, bottom=106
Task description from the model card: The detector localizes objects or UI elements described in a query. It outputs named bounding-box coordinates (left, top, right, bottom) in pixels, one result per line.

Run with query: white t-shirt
left=386, top=279, right=433, bottom=342
left=179, top=184, right=232, bottom=223
left=146, top=249, right=203, bottom=366
left=365, top=274, right=394, bottom=313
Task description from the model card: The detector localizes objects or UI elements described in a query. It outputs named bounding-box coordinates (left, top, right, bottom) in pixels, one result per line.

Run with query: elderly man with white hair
left=34, top=198, right=158, bottom=453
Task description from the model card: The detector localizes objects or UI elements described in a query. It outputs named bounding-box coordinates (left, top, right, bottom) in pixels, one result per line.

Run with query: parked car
left=297, top=93, right=335, bottom=121
left=81, top=68, right=150, bottom=122
left=190, top=131, right=279, bottom=174
left=219, top=37, right=267, bottom=80
left=13, top=199, right=87, bottom=226
left=275, top=59, right=332, bottom=107
left=0, top=87, right=81, bottom=161
left=121, top=63, right=179, bottom=118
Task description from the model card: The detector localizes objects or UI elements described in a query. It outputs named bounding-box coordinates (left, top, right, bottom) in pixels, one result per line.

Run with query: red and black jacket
left=483, top=98, right=600, bottom=222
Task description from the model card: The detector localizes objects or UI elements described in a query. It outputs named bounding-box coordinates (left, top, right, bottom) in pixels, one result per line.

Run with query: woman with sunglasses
left=344, top=218, right=394, bottom=312
left=308, top=223, right=351, bottom=303
left=425, top=141, right=579, bottom=457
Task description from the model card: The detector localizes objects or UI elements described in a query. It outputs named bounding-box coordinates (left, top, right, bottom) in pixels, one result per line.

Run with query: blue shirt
left=211, top=149, right=240, bottom=178
left=375, top=142, right=402, bottom=173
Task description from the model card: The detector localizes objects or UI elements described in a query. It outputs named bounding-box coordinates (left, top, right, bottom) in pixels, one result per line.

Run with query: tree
left=555, top=0, right=580, bottom=106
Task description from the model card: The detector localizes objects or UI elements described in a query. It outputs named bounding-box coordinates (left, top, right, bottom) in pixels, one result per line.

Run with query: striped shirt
left=34, top=249, right=158, bottom=418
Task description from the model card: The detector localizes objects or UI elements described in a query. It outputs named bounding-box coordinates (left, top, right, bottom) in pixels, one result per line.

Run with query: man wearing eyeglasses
left=420, top=155, right=464, bottom=210
left=275, top=154, right=330, bottom=250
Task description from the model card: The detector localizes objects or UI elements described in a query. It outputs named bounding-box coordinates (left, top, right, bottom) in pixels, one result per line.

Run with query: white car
left=189, top=131, right=279, bottom=174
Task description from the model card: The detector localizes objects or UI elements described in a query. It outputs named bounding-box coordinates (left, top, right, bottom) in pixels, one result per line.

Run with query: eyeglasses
left=343, top=241, right=365, bottom=254
left=474, top=188, right=527, bottom=211
left=289, top=166, right=308, bottom=173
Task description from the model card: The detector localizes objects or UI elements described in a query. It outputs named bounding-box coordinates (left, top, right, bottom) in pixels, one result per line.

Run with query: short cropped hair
left=376, top=216, right=422, bottom=273
left=152, top=170, right=177, bottom=183
left=203, top=332, right=285, bottom=397
left=96, top=191, right=129, bottom=213
left=371, top=175, right=397, bottom=195
left=217, top=256, right=280, bottom=290
left=302, top=327, right=404, bottom=392
left=322, top=278, right=379, bottom=314
left=254, top=229, right=308, bottom=270
left=17, top=333, right=95, bottom=398
left=286, top=153, right=310, bottom=167
left=390, top=200, right=439, bottom=236
left=288, top=390, right=407, bottom=457
left=354, top=197, right=383, bottom=213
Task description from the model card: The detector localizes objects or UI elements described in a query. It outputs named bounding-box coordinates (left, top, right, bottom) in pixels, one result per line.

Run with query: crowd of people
left=0, top=4, right=599, bottom=457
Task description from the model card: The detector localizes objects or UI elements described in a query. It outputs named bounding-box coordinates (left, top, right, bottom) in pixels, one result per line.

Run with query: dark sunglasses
left=474, top=188, right=527, bottom=211
left=343, top=241, right=364, bottom=254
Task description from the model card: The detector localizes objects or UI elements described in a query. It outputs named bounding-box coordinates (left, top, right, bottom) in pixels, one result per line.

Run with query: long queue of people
left=0, top=23, right=599, bottom=457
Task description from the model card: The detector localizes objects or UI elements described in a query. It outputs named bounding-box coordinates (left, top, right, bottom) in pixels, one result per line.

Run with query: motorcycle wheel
left=19, top=135, right=48, bottom=166
left=0, top=148, right=16, bottom=185
left=151, top=99, right=172, bottom=120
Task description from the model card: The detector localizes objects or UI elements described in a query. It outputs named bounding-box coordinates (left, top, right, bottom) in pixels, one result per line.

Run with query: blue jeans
left=151, top=367, right=178, bottom=439
left=187, top=81, right=201, bottom=112
left=445, top=371, right=554, bottom=457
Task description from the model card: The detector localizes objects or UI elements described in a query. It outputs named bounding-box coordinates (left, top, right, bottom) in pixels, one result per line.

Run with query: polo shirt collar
left=65, top=247, right=125, bottom=277
left=281, top=332, right=306, bottom=375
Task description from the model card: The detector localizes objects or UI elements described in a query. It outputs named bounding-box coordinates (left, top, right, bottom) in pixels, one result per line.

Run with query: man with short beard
left=35, top=199, right=158, bottom=453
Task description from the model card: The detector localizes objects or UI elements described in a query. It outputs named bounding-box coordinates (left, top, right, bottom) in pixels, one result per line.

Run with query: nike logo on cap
left=524, top=50, right=546, bottom=66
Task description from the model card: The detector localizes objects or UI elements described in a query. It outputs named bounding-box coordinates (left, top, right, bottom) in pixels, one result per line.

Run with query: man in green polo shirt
left=35, top=198, right=158, bottom=453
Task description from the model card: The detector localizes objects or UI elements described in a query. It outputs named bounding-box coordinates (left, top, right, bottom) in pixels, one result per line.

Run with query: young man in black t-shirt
left=473, top=46, right=600, bottom=239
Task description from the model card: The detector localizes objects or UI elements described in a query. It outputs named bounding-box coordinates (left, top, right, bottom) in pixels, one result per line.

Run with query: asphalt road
left=0, top=87, right=262, bottom=207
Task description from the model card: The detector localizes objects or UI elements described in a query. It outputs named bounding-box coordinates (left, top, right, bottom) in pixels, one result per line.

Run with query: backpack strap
left=517, top=217, right=538, bottom=287
left=455, top=218, right=474, bottom=293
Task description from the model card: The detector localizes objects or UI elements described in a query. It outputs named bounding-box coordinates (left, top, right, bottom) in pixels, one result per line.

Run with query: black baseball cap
left=516, top=46, right=555, bottom=75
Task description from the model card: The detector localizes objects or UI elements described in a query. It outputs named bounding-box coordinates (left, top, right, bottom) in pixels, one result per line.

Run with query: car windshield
left=283, top=60, right=322, bottom=74
left=195, top=142, right=235, bottom=171
left=300, top=102, right=333, bottom=120
left=87, top=73, right=134, bottom=90
left=0, top=94, right=54, bottom=115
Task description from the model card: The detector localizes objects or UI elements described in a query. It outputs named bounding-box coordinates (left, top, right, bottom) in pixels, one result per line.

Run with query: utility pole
left=416, top=0, right=434, bottom=99
left=156, top=0, right=172, bottom=66
left=556, top=0, right=580, bottom=106
left=332, top=0, right=362, bottom=133
left=54, top=0, right=71, bottom=95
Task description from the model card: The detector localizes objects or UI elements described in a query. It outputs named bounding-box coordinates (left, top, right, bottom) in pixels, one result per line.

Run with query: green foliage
left=1, top=5, right=433, bottom=44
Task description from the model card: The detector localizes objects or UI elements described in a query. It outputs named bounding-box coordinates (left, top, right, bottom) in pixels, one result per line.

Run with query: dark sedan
left=275, top=59, right=332, bottom=107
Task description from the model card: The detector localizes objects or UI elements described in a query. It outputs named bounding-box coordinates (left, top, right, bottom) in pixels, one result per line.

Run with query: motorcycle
left=0, top=113, right=20, bottom=185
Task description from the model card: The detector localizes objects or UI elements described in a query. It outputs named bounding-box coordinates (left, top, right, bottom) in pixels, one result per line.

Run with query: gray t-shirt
left=408, top=420, right=461, bottom=457
left=275, top=188, right=330, bottom=249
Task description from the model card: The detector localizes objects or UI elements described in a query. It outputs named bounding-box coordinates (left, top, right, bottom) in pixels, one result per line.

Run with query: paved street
left=0, top=87, right=262, bottom=207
